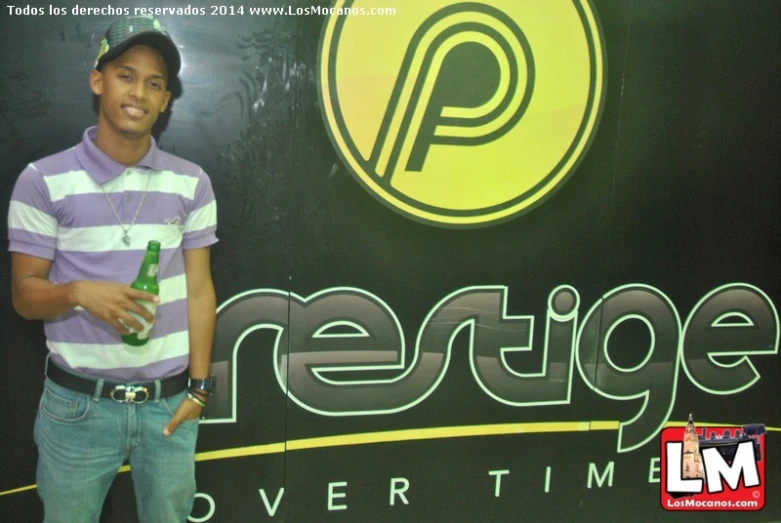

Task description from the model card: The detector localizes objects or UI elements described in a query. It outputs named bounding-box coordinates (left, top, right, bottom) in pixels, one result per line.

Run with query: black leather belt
left=46, top=362, right=188, bottom=404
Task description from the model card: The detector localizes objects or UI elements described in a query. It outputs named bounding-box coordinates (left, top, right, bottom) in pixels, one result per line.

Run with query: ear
left=89, top=69, right=103, bottom=96
left=160, top=90, right=172, bottom=113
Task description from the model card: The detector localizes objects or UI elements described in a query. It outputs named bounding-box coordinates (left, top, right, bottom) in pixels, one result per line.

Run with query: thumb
left=163, top=412, right=184, bottom=437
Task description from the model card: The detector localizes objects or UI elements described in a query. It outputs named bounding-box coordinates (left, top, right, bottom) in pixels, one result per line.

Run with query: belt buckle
left=110, top=384, right=150, bottom=404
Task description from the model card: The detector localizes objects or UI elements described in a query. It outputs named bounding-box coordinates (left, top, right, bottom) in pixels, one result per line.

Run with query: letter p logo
left=320, top=0, right=606, bottom=227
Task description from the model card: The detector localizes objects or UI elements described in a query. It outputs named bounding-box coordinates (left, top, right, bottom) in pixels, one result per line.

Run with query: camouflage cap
left=95, top=15, right=181, bottom=77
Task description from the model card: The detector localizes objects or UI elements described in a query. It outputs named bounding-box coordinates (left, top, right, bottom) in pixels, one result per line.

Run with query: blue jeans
left=34, top=376, right=199, bottom=523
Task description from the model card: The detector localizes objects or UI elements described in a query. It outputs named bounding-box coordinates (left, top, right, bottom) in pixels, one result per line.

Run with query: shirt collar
left=74, top=126, right=162, bottom=184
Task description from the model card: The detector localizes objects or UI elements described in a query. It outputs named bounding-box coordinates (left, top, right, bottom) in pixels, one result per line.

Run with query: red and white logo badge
left=661, top=415, right=765, bottom=511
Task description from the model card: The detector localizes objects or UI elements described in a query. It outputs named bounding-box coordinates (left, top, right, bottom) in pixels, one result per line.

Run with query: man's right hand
left=70, top=281, right=160, bottom=335
left=11, top=253, right=158, bottom=329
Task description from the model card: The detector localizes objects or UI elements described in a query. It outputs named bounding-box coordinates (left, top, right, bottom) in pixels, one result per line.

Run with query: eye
left=149, top=81, right=162, bottom=90
left=119, top=73, right=131, bottom=80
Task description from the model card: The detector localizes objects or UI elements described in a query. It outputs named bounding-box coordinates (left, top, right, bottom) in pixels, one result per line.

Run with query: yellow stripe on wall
left=2, top=420, right=776, bottom=497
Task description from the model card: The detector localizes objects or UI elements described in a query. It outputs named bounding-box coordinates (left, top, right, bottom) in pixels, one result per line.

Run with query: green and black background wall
left=1, top=1, right=780, bottom=521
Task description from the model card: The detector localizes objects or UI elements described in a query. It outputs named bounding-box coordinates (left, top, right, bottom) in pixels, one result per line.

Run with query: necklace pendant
left=122, top=234, right=131, bottom=246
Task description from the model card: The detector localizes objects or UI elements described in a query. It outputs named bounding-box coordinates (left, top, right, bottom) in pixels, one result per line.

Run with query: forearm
left=187, top=283, right=216, bottom=380
left=12, top=276, right=78, bottom=320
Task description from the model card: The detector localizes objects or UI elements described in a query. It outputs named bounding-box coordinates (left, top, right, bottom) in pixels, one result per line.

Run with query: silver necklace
left=101, top=170, right=152, bottom=246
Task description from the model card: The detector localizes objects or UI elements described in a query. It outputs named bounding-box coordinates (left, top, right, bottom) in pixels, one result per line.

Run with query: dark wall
left=1, top=1, right=779, bottom=522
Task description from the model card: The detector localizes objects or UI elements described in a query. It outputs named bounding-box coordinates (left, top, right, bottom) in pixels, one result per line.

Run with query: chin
left=118, top=125, right=151, bottom=137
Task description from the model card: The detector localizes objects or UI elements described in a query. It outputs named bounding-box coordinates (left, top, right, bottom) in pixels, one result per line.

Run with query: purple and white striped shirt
left=7, top=127, right=218, bottom=382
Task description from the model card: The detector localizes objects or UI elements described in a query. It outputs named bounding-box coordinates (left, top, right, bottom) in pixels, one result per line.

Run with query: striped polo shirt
left=7, top=126, right=218, bottom=382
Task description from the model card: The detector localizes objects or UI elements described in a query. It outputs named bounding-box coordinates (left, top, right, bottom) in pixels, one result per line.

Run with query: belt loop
left=93, top=378, right=104, bottom=402
left=44, top=353, right=50, bottom=377
left=154, top=379, right=162, bottom=402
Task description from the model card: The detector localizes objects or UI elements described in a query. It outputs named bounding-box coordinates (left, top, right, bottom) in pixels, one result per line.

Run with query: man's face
left=90, top=45, right=172, bottom=138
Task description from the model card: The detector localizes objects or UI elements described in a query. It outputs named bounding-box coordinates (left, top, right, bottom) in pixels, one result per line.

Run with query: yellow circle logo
left=319, top=0, right=606, bottom=228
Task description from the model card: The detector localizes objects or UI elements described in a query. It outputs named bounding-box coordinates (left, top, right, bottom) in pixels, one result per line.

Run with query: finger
left=111, top=316, right=132, bottom=335
left=127, top=289, right=160, bottom=305
left=126, top=300, right=156, bottom=324
left=118, top=311, right=146, bottom=333
left=163, top=413, right=184, bottom=437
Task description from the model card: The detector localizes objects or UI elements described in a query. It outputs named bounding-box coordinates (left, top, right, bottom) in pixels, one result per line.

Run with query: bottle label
left=147, top=264, right=159, bottom=278
left=129, top=301, right=157, bottom=340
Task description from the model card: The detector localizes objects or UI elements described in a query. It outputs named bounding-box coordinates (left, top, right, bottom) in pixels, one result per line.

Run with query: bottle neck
left=136, top=252, right=159, bottom=282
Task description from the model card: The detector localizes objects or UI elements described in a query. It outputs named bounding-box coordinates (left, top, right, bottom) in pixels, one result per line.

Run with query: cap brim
left=96, top=32, right=181, bottom=78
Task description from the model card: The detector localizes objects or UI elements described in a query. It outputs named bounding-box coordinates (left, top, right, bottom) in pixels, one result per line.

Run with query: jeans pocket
left=40, top=387, right=90, bottom=423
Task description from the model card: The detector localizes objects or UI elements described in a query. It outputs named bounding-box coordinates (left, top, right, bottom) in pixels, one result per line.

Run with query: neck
left=94, top=116, right=152, bottom=166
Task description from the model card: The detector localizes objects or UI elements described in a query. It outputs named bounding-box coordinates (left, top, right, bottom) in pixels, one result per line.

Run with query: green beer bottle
left=122, top=240, right=161, bottom=346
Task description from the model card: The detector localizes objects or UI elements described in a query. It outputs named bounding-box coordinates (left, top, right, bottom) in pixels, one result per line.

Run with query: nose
left=128, top=80, right=148, bottom=101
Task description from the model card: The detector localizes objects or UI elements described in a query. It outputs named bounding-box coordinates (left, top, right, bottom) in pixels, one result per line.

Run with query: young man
left=7, top=16, right=217, bottom=522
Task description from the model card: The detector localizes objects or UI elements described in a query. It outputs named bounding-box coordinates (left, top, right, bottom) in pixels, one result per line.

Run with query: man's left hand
left=163, top=395, right=202, bottom=436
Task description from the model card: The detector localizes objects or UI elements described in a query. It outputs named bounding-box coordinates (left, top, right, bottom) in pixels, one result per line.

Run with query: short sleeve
left=182, top=169, right=218, bottom=250
left=7, top=164, right=58, bottom=260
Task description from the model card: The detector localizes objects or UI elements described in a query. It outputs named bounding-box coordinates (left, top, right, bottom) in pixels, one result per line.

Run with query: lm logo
left=661, top=415, right=766, bottom=511
left=319, top=0, right=606, bottom=227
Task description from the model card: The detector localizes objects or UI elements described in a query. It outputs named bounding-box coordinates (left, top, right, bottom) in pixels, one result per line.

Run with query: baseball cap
left=95, top=15, right=181, bottom=78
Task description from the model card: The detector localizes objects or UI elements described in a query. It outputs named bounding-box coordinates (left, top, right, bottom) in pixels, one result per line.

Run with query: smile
left=122, top=105, right=147, bottom=119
